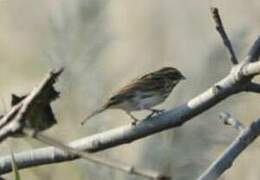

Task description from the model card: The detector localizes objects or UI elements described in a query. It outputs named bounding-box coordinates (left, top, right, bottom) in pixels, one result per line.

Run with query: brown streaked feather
left=81, top=66, right=185, bottom=125
left=105, top=78, right=166, bottom=108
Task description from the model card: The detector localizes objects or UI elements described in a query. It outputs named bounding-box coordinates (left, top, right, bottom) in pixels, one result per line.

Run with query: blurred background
left=0, top=0, right=259, bottom=179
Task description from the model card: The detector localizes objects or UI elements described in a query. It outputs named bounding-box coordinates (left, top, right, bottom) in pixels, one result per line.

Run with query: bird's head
left=157, top=67, right=186, bottom=82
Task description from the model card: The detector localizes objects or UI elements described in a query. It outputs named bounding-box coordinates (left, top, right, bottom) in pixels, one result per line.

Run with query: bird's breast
left=131, top=93, right=166, bottom=110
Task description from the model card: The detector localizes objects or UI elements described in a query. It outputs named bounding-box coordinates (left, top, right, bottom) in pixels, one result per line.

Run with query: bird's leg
left=146, top=108, right=165, bottom=119
left=126, top=112, right=139, bottom=126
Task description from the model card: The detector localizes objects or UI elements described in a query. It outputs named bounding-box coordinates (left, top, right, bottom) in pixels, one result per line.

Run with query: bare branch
left=245, top=82, right=260, bottom=93
left=0, top=9, right=260, bottom=177
left=30, top=131, right=169, bottom=180
left=0, top=67, right=168, bottom=179
left=246, top=36, right=260, bottom=63
left=0, top=68, right=63, bottom=142
left=0, top=39, right=260, bottom=174
left=198, top=118, right=260, bottom=180
left=219, top=112, right=245, bottom=131
left=0, top=35, right=260, bottom=174
left=211, top=7, right=238, bottom=65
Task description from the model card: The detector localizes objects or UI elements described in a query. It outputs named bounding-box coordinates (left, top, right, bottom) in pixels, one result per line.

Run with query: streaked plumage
left=81, top=67, right=185, bottom=125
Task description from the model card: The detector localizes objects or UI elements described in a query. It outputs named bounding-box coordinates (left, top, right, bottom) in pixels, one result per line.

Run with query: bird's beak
left=181, top=76, right=186, bottom=80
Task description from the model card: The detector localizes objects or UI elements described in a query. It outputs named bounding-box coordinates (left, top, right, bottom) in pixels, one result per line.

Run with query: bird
left=81, top=67, right=185, bottom=125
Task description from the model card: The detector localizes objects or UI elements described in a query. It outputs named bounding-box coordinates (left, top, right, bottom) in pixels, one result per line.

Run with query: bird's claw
left=146, top=109, right=165, bottom=119
left=131, top=120, right=138, bottom=126
left=151, top=109, right=165, bottom=114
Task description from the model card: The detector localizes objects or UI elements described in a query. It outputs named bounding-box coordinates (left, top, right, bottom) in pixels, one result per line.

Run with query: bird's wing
left=105, top=78, right=165, bottom=108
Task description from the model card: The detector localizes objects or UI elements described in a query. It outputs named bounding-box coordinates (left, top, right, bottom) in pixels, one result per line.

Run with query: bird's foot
left=146, top=112, right=155, bottom=119
left=151, top=109, right=165, bottom=114
left=131, top=119, right=138, bottom=126
left=126, top=112, right=139, bottom=126
left=145, top=108, right=165, bottom=120
left=146, top=108, right=165, bottom=118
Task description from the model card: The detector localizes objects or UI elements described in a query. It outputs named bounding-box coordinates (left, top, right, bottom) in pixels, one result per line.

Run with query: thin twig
left=247, top=36, right=260, bottom=63
left=0, top=66, right=168, bottom=179
left=24, top=130, right=169, bottom=180
left=198, top=118, right=260, bottom=180
left=0, top=48, right=260, bottom=175
left=211, top=7, right=238, bottom=65
left=0, top=35, right=260, bottom=173
left=219, top=112, right=245, bottom=132
left=0, top=12, right=260, bottom=178
left=0, top=68, right=63, bottom=142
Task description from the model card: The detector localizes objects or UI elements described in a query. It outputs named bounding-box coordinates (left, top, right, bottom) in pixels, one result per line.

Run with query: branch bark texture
left=1, top=7, right=260, bottom=177
left=0, top=68, right=62, bottom=142
left=0, top=35, right=259, bottom=174
left=198, top=118, right=260, bottom=180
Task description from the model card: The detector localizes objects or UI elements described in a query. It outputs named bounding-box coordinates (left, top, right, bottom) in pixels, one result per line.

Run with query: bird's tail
left=81, top=107, right=106, bottom=125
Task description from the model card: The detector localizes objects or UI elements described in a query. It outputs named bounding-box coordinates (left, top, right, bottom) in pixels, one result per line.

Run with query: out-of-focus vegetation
left=11, top=151, right=21, bottom=180
left=0, top=0, right=259, bottom=179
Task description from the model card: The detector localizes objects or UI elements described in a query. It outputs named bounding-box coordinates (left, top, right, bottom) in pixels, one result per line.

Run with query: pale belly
left=115, top=94, right=166, bottom=112
left=136, top=95, right=165, bottom=109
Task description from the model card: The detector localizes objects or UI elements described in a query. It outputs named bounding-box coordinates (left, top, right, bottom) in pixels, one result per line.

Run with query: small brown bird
left=81, top=67, right=185, bottom=125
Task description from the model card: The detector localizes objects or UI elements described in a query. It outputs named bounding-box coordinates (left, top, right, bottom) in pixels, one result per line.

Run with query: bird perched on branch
left=81, top=67, right=185, bottom=125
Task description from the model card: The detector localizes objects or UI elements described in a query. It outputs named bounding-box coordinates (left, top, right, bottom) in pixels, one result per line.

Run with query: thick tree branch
left=31, top=132, right=169, bottom=180
left=211, top=7, right=238, bottom=65
left=0, top=7, right=260, bottom=176
left=198, top=118, right=260, bottom=180
left=0, top=69, right=169, bottom=179
left=0, top=35, right=259, bottom=174
left=245, top=82, right=260, bottom=93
